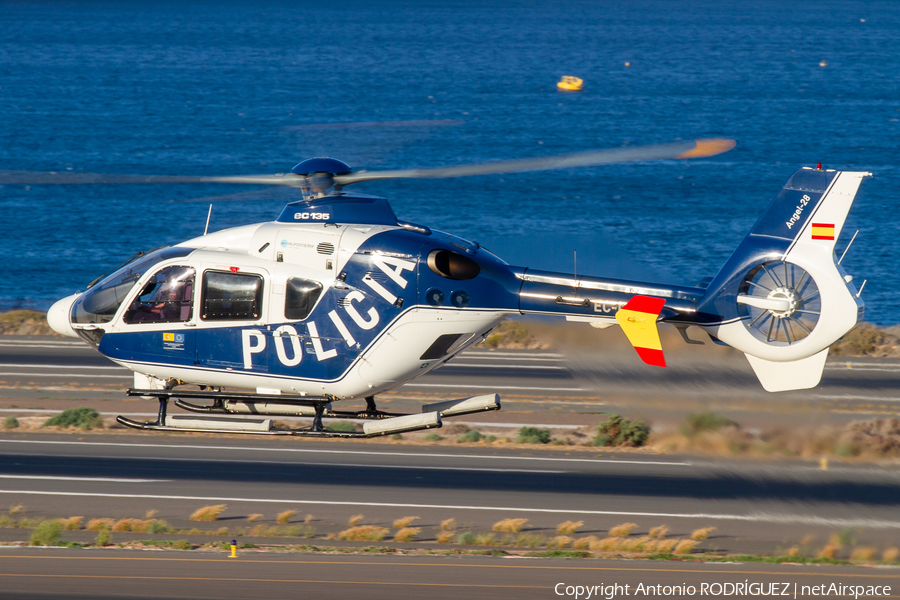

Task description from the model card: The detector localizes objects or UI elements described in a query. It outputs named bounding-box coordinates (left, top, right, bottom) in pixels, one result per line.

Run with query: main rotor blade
left=333, top=138, right=736, bottom=185
left=0, top=171, right=309, bottom=187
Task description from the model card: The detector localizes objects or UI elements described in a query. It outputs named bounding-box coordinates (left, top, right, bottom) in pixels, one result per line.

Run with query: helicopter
left=5, top=139, right=870, bottom=437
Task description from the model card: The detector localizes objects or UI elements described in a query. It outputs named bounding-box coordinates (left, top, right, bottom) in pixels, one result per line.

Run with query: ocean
left=1, top=0, right=898, bottom=323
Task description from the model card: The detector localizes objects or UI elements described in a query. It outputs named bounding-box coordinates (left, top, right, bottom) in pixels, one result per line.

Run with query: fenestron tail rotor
left=737, top=260, right=821, bottom=345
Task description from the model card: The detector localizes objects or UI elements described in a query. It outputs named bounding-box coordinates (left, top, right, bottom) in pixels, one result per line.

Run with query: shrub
left=608, top=522, right=637, bottom=537
left=474, top=533, right=498, bottom=546
left=649, top=525, right=669, bottom=538
left=43, top=407, right=103, bottom=430
left=95, top=525, right=112, bottom=547
left=593, top=415, right=649, bottom=447
left=436, top=531, right=455, bottom=544
left=851, top=547, right=876, bottom=562
left=393, top=516, right=419, bottom=529
left=883, top=547, right=899, bottom=563
left=820, top=544, right=841, bottom=559
left=516, top=426, right=551, bottom=444
left=277, top=510, right=297, bottom=524
left=424, top=433, right=443, bottom=441
left=682, top=412, right=737, bottom=437
left=3, top=416, right=19, bottom=429
left=0, top=515, right=15, bottom=528
left=556, top=520, right=583, bottom=534
left=457, top=430, right=484, bottom=443
left=516, top=534, right=546, bottom=548
left=493, top=518, right=528, bottom=532
left=690, top=527, right=716, bottom=540
left=440, top=518, right=455, bottom=531
left=190, top=505, right=226, bottom=522
left=327, top=421, right=357, bottom=433
left=547, top=536, right=573, bottom=549
left=673, top=540, right=699, bottom=554
left=172, top=540, right=192, bottom=550
left=456, top=531, right=477, bottom=545
left=338, top=526, right=389, bottom=542
left=30, top=520, right=63, bottom=546
left=394, top=527, right=419, bottom=542
left=86, top=518, right=115, bottom=531
left=147, top=520, right=170, bottom=534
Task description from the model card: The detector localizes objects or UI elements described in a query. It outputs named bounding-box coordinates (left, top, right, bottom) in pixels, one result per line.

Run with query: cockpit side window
left=123, top=266, right=195, bottom=324
left=201, top=271, right=263, bottom=321
left=284, top=278, right=323, bottom=320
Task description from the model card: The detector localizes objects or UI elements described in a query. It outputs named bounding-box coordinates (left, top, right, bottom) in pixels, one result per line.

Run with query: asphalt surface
left=0, top=548, right=898, bottom=600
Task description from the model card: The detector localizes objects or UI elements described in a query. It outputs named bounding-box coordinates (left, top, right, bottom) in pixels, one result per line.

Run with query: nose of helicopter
left=47, top=293, right=80, bottom=338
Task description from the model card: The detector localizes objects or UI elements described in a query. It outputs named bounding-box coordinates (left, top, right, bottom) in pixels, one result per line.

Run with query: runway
left=1, top=548, right=898, bottom=600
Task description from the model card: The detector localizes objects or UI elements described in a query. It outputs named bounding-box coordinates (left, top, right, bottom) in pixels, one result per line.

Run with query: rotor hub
left=767, top=286, right=801, bottom=319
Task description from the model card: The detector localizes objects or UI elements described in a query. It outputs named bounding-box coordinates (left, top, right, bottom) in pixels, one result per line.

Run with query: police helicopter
left=3, top=139, right=870, bottom=437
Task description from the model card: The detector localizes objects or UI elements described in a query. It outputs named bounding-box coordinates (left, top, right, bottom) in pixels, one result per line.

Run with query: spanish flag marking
left=615, top=296, right=667, bottom=368
left=162, top=332, right=175, bottom=342
left=811, top=223, right=835, bottom=241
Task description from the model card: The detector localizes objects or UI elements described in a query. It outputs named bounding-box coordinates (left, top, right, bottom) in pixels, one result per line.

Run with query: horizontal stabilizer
left=744, top=348, right=829, bottom=392
left=615, top=295, right=667, bottom=367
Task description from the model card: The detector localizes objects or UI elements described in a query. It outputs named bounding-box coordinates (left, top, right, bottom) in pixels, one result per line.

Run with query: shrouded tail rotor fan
left=737, top=260, right=821, bottom=345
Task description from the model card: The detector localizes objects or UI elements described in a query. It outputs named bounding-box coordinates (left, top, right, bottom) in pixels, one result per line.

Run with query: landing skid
left=117, top=388, right=500, bottom=438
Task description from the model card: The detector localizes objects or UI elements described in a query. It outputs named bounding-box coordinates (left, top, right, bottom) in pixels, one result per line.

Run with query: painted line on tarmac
left=0, top=363, right=124, bottom=370
left=404, top=383, right=584, bottom=391
left=0, top=475, right=167, bottom=483
left=0, top=489, right=897, bottom=529
left=442, top=363, right=565, bottom=370
left=0, top=372, right=131, bottom=379
left=0, top=439, right=691, bottom=467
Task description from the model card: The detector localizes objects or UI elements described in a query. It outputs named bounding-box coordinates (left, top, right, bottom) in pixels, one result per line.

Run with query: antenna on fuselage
left=204, top=204, right=213, bottom=235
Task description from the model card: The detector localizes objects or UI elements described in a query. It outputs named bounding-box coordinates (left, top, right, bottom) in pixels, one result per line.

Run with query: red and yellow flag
left=811, top=223, right=835, bottom=240
left=615, top=296, right=667, bottom=367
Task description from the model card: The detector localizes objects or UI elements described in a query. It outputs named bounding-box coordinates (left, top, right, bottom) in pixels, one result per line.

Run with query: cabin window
left=284, top=278, right=323, bottom=320
left=123, top=266, right=195, bottom=324
left=201, top=271, right=263, bottom=321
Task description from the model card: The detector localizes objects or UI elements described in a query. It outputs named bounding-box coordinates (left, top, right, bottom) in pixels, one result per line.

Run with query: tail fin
left=694, top=168, right=870, bottom=391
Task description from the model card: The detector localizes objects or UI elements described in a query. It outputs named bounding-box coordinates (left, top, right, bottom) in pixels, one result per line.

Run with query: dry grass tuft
left=304, top=514, right=315, bottom=525
left=9, top=504, right=23, bottom=515
left=492, top=518, right=528, bottom=532
left=338, top=525, right=389, bottom=542
left=648, top=525, right=669, bottom=539
left=440, top=518, right=456, bottom=531
left=547, top=536, right=573, bottom=549
left=572, top=536, right=599, bottom=550
left=786, top=546, right=800, bottom=557
left=61, top=517, right=83, bottom=531
left=851, top=547, right=877, bottom=562
left=608, top=522, right=637, bottom=537
left=883, top=547, right=899, bottom=563
left=276, top=510, right=297, bottom=524
left=348, top=514, right=365, bottom=527
left=190, top=504, right=226, bottom=522
left=619, top=536, right=652, bottom=552
left=820, top=544, right=841, bottom=559
left=247, top=513, right=263, bottom=523
left=393, top=527, right=420, bottom=542
left=592, top=537, right=622, bottom=551
left=393, top=516, right=419, bottom=529
left=474, top=533, right=499, bottom=546
left=655, top=539, right=679, bottom=553
left=556, top=520, right=583, bottom=535
left=641, top=539, right=659, bottom=553
left=690, top=526, right=716, bottom=540
left=673, top=540, right=699, bottom=554
left=86, top=518, right=115, bottom=531
left=516, top=534, right=546, bottom=548
left=436, top=531, right=455, bottom=544
left=145, top=509, right=158, bottom=519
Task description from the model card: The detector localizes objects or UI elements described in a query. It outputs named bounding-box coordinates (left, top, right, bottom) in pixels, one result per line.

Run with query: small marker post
left=820, top=457, right=828, bottom=471
left=230, top=539, right=237, bottom=558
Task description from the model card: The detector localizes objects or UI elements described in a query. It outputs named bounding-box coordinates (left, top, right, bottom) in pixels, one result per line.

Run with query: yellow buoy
left=557, top=76, right=584, bottom=92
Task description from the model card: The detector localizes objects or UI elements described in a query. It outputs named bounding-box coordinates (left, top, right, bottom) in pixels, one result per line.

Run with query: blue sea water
left=1, top=0, right=898, bottom=323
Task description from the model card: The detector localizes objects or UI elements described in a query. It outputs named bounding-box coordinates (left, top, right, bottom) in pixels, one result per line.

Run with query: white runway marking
left=0, top=439, right=690, bottom=467
left=0, top=372, right=130, bottom=379
left=442, top=363, right=565, bottom=370
left=404, top=383, right=584, bottom=391
left=0, top=363, right=124, bottom=370
left=0, top=489, right=896, bottom=530
left=0, top=475, right=167, bottom=483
